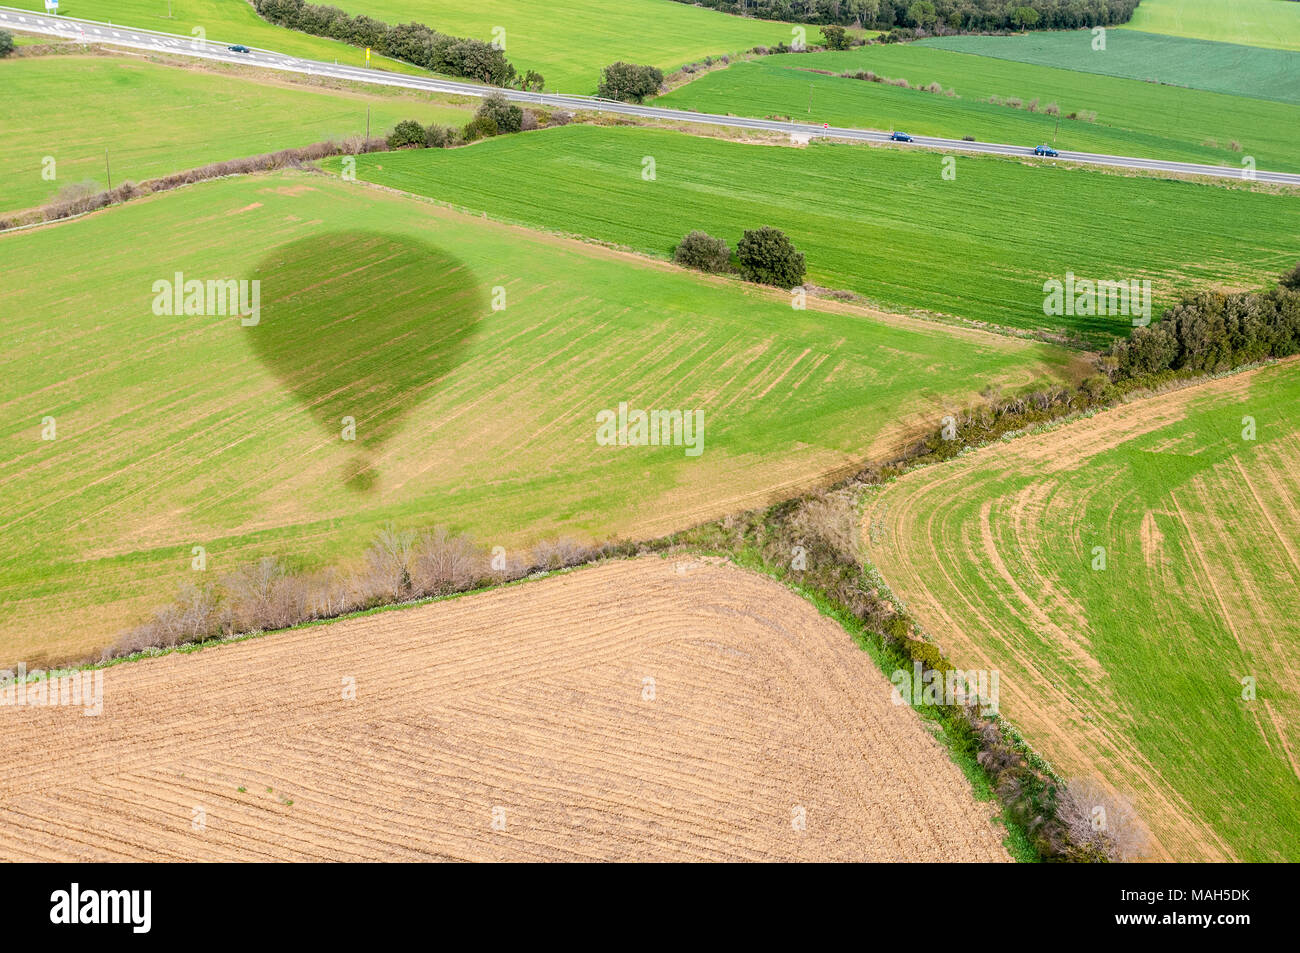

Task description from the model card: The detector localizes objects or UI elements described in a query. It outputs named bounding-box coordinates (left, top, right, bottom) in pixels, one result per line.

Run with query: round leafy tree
left=737, top=226, right=806, bottom=289
left=673, top=231, right=732, bottom=273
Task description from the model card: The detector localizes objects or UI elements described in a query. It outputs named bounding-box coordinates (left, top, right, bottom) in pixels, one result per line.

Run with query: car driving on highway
left=890, top=131, right=914, bottom=142
left=228, top=44, right=251, bottom=53
left=1033, top=144, right=1059, bottom=157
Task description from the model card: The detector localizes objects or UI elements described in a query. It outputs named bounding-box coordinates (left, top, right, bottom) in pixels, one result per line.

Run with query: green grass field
left=866, top=361, right=1300, bottom=861
left=655, top=46, right=1300, bottom=170
left=341, top=124, right=1300, bottom=343
left=12, top=0, right=803, bottom=90
left=1125, top=0, right=1300, bottom=51
left=9, top=0, right=426, bottom=72
left=334, top=0, right=802, bottom=91
left=0, top=171, right=1079, bottom=664
left=918, top=29, right=1300, bottom=105
left=0, top=55, right=473, bottom=213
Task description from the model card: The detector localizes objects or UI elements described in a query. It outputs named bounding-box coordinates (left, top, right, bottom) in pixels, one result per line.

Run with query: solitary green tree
left=820, top=25, right=851, bottom=50
left=597, top=62, right=664, bottom=103
left=476, top=92, right=523, bottom=134
left=1010, top=5, right=1041, bottom=29
left=737, top=226, right=806, bottom=289
left=386, top=119, right=427, bottom=149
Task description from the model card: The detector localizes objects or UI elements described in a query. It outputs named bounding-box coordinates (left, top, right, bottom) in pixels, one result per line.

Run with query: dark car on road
left=1033, top=144, right=1059, bottom=157
left=228, top=44, right=251, bottom=53
left=890, top=131, right=913, bottom=142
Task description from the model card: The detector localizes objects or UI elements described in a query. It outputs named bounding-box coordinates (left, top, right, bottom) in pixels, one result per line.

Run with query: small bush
left=820, top=25, right=851, bottom=50
left=412, top=526, right=482, bottom=595
left=475, top=91, right=523, bottom=134
left=0, top=30, right=13, bottom=58
left=387, top=119, right=427, bottom=149
left=673, top=230, right=732, bottom=273
left=425, top=124, right=459, bottom=148
left=737, top=226, right=806, bottom=289
left=462, top=114, right=499, bottom=142
left=597, top=61, right=664, bottom=103
left=1057, top=778, right=1150, bottom=862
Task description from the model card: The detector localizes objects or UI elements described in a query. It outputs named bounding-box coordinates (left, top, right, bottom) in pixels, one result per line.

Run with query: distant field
left=0, top=171, right=1078, bottom=663
left=918, top=29, right=1300, bottom=106
left=0, top=56, right=472, bottom=213
left=335, top=0, right=802, bottom=90
left=655, top=47, right=1300, bottom=171
left=865, top=361, right=1300, bottom=861
left=9, top=0, right=802, bottom=90
left=0, top=557, right=1012, bottom=861
left=8, top=0, right=425, bottom=72
left=344, top=124, right=1300, bottom=342
left=1125, top=0, right=1300, bottom=51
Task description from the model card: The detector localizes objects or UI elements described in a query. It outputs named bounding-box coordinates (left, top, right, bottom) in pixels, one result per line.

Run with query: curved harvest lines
left=866, top=363, right=1300, bottom=861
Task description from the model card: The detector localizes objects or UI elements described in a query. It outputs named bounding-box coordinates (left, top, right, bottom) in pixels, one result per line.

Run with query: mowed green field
left=8, top=0, right=425, bottom=72
left=0, top=56, right=472, bottom=213
left=0, top=172, right=1080, bottom=664
left=335, top=0, right=802, bottom=90
left=865, top=361, right=1300, bottom=861
left=1125, top=0, right=1300, bottom=51
left=342, top=125, right=1300, bottom=343
left=918, top=30, right=1300, bottom=105
left=655, top=46, right=1300, bottom=170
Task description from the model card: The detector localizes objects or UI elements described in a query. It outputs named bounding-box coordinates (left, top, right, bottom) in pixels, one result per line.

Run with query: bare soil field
left=0, top=557, right=1009, bottom=861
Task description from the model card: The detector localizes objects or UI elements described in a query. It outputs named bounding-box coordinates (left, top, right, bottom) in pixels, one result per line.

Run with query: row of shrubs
left=908, top=264, right=1300, bottom=467
left=663, top=487, right=1126, bottom=860
left=838, top=69, right=956, bottom=97
left=662, top=0, right=1139, bottom=33
left=673, top=227, right=807, bottom=289
left=108, top=527, right=633, bottom=660
left=104, top=474, right=1129, bottom=861
left=0, top=137, right=387, bottom=230
left=252, top=0, right=526, bottom=87
left=387, top=93, right=569, bottom=149
left=1112, top=270, right=1300, bottom=379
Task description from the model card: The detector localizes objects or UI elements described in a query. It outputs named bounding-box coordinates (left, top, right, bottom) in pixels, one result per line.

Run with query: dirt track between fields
left=0, top=557, right=1009, bottom=861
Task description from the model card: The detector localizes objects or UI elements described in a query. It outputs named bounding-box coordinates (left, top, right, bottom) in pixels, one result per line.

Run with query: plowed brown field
left=0, top=557, right=1009, bottom=861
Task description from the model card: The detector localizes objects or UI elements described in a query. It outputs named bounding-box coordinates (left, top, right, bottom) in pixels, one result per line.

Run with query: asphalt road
left=4, top=6, right=1298, bottom=186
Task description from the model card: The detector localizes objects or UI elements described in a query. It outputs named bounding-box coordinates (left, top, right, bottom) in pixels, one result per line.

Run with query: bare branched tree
left=367, top=524, right=418, bottom=599
left=1058, top=777, right=1151, bottom=862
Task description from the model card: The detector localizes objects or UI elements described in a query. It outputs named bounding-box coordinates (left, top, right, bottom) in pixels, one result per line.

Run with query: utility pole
left=808, top=82, right=813, bottom=114
left=1053, top=114, right=1060, bottom=143
left=366, top=107, right=370, bottom=141
left=105, top=149, right=112, bottom=191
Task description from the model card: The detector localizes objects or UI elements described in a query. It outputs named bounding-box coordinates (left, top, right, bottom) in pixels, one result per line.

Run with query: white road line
left=5, top=6, right=1297, bottom=187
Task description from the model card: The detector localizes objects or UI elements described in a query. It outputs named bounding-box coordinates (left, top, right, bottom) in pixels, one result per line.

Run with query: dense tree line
left=1111, top=271, right=1300, bottom=379
left=252, top=0, right=521, bottom=86
left=666, top=0, right=1139, bottom=32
